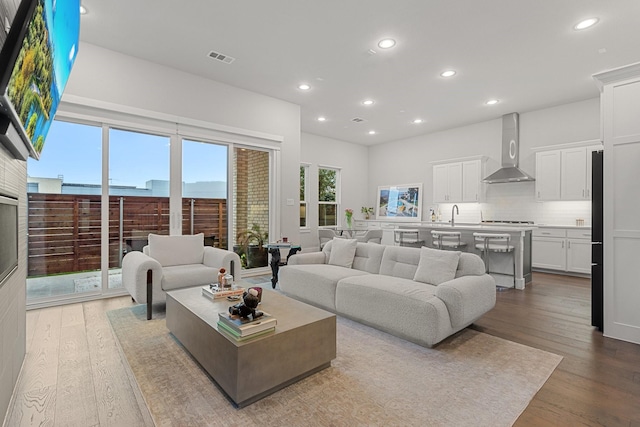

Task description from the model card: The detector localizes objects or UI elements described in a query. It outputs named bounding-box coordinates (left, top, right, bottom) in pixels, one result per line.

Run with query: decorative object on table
left=202, top=285, right=244, bottom=299
left=229, top=288, right=263, bottom=319
left=345, top=208, right=353, bottom=228
left=376, top=183, right=422, bottom=221
left=249, top=286, right=263, bottom=303
left=361, top=207, right=374, bottom=220
left=223, top=273, right=233, bottom=288
left=217, top=267, right=226, bottom=286
left=265, top=242, right=302, bottom=289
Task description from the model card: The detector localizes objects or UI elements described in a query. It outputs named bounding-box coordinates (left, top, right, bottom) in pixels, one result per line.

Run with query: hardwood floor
left=472, top=272, right=640, bottom=426
left=4, top=272, right=640, bottom=426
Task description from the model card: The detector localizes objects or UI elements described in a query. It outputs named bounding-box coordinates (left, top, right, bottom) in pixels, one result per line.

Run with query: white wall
left=300, top=132, right=369, bottom=250
left=369, top=98, right=600, bottom=225
left=64, top=42, right=302, bottom=242
left=0, top=145, right=27, bottom=422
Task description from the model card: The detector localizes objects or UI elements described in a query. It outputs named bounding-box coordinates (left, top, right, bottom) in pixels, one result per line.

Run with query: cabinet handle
left=541, top=232, right=551, bottom=235
left=568, top=241, right=571, bottom=249
left=562, top=241, right=564, bottom=248
left=537, top=191, right=540, bottom=199
left=582, top=189, right=585, bottom=197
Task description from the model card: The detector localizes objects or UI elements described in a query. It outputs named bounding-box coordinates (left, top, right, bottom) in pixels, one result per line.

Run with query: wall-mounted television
left=0, top=0, right=80, bottom=160
left=0, top=193, right=18, bottom=287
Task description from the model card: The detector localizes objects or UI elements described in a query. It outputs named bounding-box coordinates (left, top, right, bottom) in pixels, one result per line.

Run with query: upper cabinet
left=433, top=158, right=483, bottom=203
left=535, top=143, right=602, bottom=201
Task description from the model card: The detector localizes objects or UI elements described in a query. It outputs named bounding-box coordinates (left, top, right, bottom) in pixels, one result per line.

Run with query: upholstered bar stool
left=473, top=232, right=515, bottom=289
left=431, top=230, right=467, bottom=251
left=393, top=229, right=424, bottom=248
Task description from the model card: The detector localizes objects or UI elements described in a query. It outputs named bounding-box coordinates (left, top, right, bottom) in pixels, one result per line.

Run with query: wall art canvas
left=376, top=183, right=422, bottom=221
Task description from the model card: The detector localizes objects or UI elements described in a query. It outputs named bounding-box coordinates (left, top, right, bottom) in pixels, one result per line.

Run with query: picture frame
left=376, top=183, right=422, bottom=221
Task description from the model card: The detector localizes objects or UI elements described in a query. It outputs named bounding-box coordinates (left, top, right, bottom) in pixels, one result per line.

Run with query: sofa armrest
left=203, top=247, right=243, bottom=278
left=435, top=274, right=496, bottom=329
left=287, top=251, right=327, bottom=265
left=122, top=251, right=163, bottom=304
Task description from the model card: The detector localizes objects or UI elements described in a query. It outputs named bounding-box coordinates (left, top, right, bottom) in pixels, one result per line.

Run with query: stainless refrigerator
left=591, top=150, right=603, bottom=331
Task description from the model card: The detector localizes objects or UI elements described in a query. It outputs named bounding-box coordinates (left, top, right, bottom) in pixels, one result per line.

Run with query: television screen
left=0, top=194, right=18, bottom=286
left=0, top=0, right=79, bottom=159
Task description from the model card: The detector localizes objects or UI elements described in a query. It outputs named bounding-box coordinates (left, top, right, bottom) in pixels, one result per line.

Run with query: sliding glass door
left=26, top=119, right=274, bottom=305
left=26, top=121, right=103, bottom=300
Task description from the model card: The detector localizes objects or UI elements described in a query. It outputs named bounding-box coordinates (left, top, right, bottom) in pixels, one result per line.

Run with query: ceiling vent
left=351, top=117, right=367, bottom=123
left=207, top=50, right=235, bottom=64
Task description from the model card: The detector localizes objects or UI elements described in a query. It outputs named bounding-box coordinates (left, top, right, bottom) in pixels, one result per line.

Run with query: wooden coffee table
left=166, top=285, right=336, bottom=407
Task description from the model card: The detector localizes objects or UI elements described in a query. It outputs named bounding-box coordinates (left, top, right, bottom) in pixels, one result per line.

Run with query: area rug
left=107, top=305, right=562, bottom=427
left=74, top=273, right=123, bottom=293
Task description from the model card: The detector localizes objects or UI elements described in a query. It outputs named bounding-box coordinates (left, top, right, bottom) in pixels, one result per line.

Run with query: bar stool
left=431, top=230, right=467, bottom=251
left=393, top=229, right=424, bottom=248
left=473, top=232, right=515, bottom=289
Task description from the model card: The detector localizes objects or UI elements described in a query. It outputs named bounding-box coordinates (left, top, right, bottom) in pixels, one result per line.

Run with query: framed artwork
left=376, top=183, right=422, bottom=221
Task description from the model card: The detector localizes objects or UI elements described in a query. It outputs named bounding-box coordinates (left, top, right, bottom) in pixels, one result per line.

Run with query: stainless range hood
left=482, top=112, right=535, bottom=183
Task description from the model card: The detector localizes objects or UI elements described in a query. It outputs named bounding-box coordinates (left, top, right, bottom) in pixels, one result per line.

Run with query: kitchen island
left=399, top=223, right=533, bottom=290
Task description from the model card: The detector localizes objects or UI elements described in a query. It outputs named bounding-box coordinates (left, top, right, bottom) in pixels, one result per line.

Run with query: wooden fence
left=27, top=193, right=227, bottom=277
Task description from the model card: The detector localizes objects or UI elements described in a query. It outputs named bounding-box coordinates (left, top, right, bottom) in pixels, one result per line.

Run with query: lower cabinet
left=532, top=228, right=591, bottom=274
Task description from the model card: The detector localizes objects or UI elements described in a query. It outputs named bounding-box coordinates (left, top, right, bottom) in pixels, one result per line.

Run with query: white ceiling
left=78, top=0, right=640, bottom=146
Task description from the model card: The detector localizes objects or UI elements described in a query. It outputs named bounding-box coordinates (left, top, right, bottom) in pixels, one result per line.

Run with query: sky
left=27, top=120, right=229, bottom=188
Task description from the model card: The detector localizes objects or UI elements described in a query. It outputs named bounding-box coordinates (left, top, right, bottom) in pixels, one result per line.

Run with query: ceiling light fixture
left=413, top=119, right=424, bottom=124
left=485, top=99, right=499, bottom=105
left=574, top=18, right=599, bottom=30
left=80, top=5, right=87, bottom=14
left=362, top=99, right=374, bottom=106
left=377, top=38, right=396, bottom=49
left=298, top=83, right=311, bottom=90
left=368, top=130, right=377, bottom=135
left=440, top=70, right=456, bottom=77
left=317, top=117, right=326, bottom=122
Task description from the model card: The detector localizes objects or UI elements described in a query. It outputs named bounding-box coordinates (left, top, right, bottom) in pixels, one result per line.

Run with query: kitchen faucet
left=451, top=204, right=459, bottom=227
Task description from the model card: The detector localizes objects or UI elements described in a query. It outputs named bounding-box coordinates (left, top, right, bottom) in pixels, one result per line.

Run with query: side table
left=264, top=243, right=301, bottom=288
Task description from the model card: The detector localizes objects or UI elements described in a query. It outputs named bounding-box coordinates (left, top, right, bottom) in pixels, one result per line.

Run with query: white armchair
left=122, top=233, right=241, bottom=319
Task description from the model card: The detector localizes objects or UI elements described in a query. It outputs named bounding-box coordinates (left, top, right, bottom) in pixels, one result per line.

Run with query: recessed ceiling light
left=80, top=5, right=87, bottom=14
left=377, top=38, right=396, bottom=49
left=574, top=18, right=599, bottom=30
left=485, top=99, right=499, bottom=105
left=368, top=130, right=377, bottom=135
left=298, top=83, right=311, bottom=90
left=440, top=70, right=456, bottom=78
left=412, top=119, right=424, bottom=124
left=317, top=116, right=326, bottom=122
left=362, top=99, right=375, bottom=106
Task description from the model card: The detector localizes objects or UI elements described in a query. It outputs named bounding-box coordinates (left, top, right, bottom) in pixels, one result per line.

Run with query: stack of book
left=202, top=285, right=244, bottom=299
left=217, top=312, right=277, bottom=342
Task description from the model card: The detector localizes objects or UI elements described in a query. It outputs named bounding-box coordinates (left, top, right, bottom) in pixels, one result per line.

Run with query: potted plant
left=236, top=223, right=269, bottom=269
left=361, top=206, right=374, bottom=220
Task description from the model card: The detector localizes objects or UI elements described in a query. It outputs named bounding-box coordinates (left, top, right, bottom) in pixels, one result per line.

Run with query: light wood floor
left=4, top=273, right=640, bottom=426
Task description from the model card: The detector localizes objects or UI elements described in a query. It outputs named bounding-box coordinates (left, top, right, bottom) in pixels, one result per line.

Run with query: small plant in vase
left=361, top=207, right=374, bottom=220
left=345, top=208, right=353, bottom=229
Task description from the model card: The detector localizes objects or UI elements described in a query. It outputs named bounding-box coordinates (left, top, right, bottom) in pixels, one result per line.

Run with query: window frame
left=299, top=163, right=310, bottom=229
left=317, top=165, right=340, bottom=228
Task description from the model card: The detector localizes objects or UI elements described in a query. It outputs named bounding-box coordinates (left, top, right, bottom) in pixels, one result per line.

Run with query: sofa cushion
left=148, top=233, right=205, bottom=267
left=279, top=264, right=369, bottom=311
left=455, top=252, right=487, bottom=277
left=336, top=274, right=452, bottom=347
left=160, top=263, right=217, bottom=291
left=413, top=247, right=461, bottom=285
left=379, top=245, right=421, bottom=280
left=328, top=238, right=357, bottom=268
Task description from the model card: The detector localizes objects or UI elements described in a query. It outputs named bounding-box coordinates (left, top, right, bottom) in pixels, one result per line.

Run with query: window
left=318, top=167, right=339, bottom=227
left=300, top=164, right=309, bottom=228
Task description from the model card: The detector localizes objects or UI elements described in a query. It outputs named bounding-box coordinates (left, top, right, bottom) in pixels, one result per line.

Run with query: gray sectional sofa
left=279, top=239, right=496, bottom=347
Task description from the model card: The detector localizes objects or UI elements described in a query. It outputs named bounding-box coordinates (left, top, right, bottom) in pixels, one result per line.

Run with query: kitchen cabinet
left=433, top=159, right=482, bottom=203
left=532, top=227, right=591, bottom=274
left=535, top=151, right=561, bottom=200
left=535, top=144, right=602, bottom=201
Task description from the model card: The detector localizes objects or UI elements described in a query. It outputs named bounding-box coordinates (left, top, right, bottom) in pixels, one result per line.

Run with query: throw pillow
left=328, top=238, right=358, bottom=268
left=413, top=246, right=461, bottom=285
left=148, top=233, right=205, bottom=267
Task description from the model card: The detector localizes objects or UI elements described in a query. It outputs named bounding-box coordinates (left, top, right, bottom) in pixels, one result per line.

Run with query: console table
left=264, top=243, right=301, bottom=288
